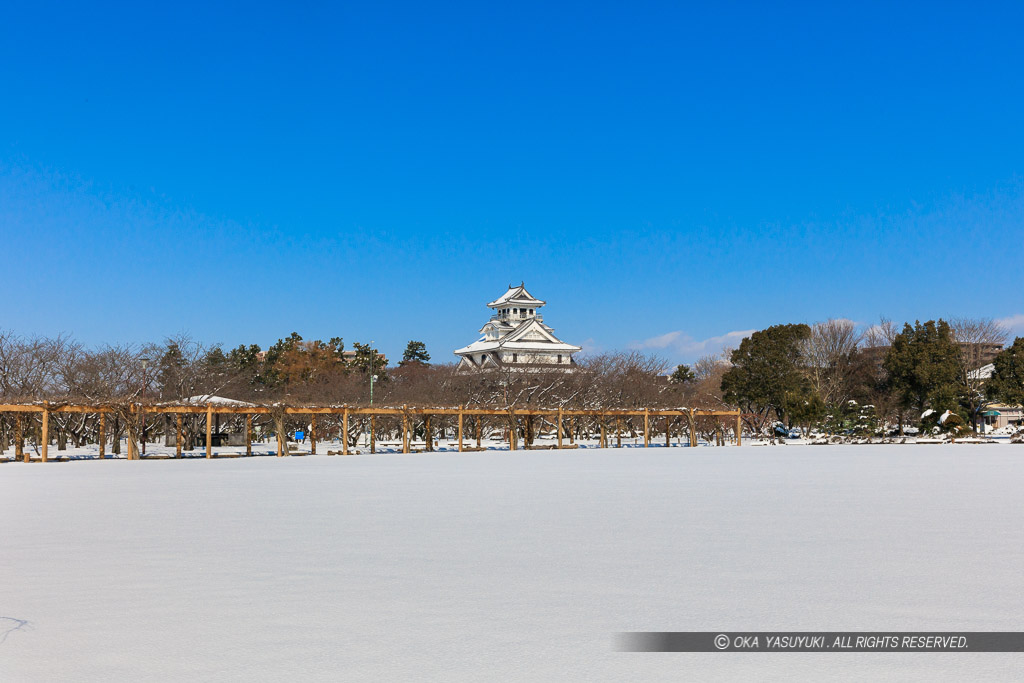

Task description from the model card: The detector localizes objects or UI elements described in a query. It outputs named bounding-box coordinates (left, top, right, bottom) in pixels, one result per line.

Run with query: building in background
left=455, top=283, right=581, bottom=371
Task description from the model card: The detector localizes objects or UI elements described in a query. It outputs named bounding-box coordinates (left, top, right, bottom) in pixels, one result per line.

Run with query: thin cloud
left=578, top=337, right=604, bottom=355
left=632, top=329, right=755, bottom=360
left=997, top=313, right=1024, bottom=335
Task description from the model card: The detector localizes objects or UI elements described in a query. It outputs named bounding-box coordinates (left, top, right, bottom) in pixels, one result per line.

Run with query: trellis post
left=310, top=414, right=317, bottom=455
left=342, top=407, right=349, bottom=455
left=15, top=412, right=24, bottom=462
left=41, top=402, right=49, bottom=463
left=457, top=407, right=464, bottom=452
left=402, top=406, right=410, bottom=454
left=206, top=403, right=213, bottom=459
left=245, top=414, right=252, bottom=457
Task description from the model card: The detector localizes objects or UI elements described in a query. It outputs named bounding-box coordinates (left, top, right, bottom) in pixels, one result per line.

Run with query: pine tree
left=400, top=341, right=431, bottom=366
left=350, top=342, right=386, bottom=379
left=721, top=323, right=812, bottom=425
left=883, top=320, right=962, bottom=418
left=987, top=337, right=1024, bottom=408
left=669, top=364, right=695, bottom=384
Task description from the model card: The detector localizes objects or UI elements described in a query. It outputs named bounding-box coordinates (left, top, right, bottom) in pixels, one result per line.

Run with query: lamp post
left=369, top=340, right=377, bottom=406
left=140, top=356, right=150, bottom=455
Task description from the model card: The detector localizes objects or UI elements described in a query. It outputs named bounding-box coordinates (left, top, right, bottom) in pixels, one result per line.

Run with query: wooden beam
left=402, top=407, right=410, bottom=454
left=310, top=414, right=317, bottom=455
left=457, top=407, right=464, bottom=452
left=0, top=404, right=43, bottom=413
left=736, top=413, right=742, bottom=447
left=206, top=403, right=213, bottom=459
left=643, top=408, right=650, bottom=448
left=175, top=414, right=183, bottom=458
left=342, top=408, right=349, bottom=455
left=508, top=412, right=516, bottom=451
left=245, top=414, right=252, bottom=457
left=97, top=412, right=105, bottom=460
left=15, top=413, right=24, bottom=462
left=41, top=402, right=49, bottom=463
left=8, top=403, right=739, bottom=419
left=425, top=414, right=432, bottom=452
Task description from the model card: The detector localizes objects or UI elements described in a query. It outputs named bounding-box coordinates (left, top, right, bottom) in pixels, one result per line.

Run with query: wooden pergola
left=0, top=402, right=742, bottom=462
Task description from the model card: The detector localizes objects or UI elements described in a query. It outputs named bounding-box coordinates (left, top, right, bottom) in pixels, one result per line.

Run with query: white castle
left=454, top=283, right=582, bottom=371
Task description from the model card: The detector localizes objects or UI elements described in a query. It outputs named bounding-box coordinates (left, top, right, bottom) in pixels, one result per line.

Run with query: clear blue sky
left=2, top=1, right=1023, bottom=365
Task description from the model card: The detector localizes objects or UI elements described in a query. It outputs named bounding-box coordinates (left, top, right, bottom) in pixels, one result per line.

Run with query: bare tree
left=950, top=317, right=1008, bottom=432
left=800, top=319, right=862, bottom=407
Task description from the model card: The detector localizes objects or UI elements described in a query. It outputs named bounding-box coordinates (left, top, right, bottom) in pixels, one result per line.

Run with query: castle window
left=557, top=354, right=562, bottom=363
left=513, top=353, right=518, bottom=362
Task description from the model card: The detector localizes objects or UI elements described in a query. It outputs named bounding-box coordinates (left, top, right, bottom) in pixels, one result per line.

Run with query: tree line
left=2, top=315, right=1020, bottom=453
left=0, top=330, right=730, bottom=454
left=717, top=317, right=1023, bottom=436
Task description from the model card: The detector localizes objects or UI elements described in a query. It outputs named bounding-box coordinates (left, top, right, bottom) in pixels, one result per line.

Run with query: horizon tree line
left=1, top=315, right=1022, bottom=454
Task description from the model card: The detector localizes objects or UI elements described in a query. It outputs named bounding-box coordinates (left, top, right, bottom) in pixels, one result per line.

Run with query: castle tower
left=454, top=283, right=581, bottom=370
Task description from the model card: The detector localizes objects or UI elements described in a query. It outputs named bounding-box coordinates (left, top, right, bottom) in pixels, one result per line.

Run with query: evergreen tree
left=157, top=342, right=186, bottom=400
left=229, top=344, right=262, bottom=371
left=400, top=340, right=431, bottom=366
left=784, top=387, right=826, bottom=434
left=669, top=364, right=695, bottom=384
left=883, top=320, right=962, bottom=417
left=261, top=332, right=304, bottom=387
left=350, top=342, right=387, bottom=379
left=986, top=337, right=1024, bottom=408
left=721, top=323, right=812, bottom=425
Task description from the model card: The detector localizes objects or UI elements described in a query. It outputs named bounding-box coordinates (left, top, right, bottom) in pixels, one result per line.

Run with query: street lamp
left=369, top=341, right=376, bottom=405
left=140, top=356, right=150, bottom=455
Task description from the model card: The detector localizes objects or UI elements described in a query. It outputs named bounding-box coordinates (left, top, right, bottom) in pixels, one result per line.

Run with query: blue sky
left=2, top=1, right=1023, bottom=365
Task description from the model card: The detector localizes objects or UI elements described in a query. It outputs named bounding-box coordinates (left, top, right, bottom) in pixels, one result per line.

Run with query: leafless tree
left=950, top=317, right=1008, bottom=432
left=800, top=319, right=862, bottom=407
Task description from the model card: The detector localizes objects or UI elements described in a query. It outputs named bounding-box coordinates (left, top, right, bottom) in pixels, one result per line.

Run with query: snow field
left=1, top=445, right=1023, bottom=681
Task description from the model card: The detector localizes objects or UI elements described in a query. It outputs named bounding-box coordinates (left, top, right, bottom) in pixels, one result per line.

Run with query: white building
left=454, top=283, right=581, bottom=371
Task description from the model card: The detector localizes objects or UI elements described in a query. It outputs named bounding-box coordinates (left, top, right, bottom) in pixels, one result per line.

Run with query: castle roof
left=454, top=318, right=582, bottom=355
left=487, top=283, right=545, bottom=309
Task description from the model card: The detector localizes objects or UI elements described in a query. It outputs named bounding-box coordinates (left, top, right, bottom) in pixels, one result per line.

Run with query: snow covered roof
left=455, top=318, right=582, bottom=355
left=180, top=395, right=256, bottom=407
left=487, top=283, right=546, bottom=309
left=968, top=363, right=995, bottom=380
left=454, top=338, right=583, bottom=355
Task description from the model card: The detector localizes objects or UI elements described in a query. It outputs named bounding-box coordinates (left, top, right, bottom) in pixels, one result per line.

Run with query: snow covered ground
left=2, top=445, right=1023, bottom=681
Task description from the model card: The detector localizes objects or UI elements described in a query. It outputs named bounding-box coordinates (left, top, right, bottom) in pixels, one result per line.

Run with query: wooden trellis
left=0, top=402, right=742, bottom=461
